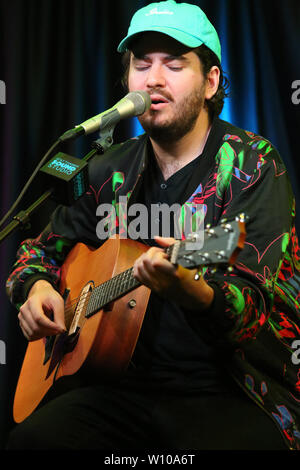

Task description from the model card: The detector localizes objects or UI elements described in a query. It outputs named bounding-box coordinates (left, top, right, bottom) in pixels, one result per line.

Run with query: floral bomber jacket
left=6, top=118, right=300, bottom=449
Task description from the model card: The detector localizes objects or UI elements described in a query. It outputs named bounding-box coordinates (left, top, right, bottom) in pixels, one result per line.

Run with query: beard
left=138, top=85, right=206, bottom=144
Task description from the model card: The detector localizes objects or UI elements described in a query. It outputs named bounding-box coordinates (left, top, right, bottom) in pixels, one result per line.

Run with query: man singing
left=6, top=1, right=300, bottom=450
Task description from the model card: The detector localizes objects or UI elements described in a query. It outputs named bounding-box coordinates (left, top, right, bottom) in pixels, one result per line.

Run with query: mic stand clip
left=90, top=124, right=115, bottom=154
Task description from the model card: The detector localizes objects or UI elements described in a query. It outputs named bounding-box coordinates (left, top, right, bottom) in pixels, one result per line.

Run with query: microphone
left=59, top=91, right=151, bottom=142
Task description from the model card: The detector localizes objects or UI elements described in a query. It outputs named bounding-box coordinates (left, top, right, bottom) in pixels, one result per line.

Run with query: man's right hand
left=18, top=280, right=66, bottom=341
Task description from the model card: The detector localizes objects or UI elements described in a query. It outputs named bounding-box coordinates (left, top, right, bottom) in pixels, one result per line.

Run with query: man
left=6, top=1, right=300, bottom=450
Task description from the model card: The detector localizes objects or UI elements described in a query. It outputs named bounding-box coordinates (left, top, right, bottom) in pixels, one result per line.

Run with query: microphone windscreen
left=126, top=91, right=151, bottom=115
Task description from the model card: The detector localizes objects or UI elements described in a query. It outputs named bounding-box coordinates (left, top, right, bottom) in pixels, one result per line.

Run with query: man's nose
left=146, top=65, right=166, bottom=88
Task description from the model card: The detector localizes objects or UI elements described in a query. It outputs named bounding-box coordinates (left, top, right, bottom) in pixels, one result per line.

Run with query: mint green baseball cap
left=117, top=0, right=221, bottom=62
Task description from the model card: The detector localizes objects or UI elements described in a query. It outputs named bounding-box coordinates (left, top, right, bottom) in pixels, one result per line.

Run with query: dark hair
left=121, top=44, right=230, bottom=119
left=193, top=44, right=230, bottom=118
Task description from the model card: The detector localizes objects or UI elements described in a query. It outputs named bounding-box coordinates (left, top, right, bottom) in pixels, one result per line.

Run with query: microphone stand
left=0, top=189, right=53, bottom=243
left=0, top=126, right=115, bottom=245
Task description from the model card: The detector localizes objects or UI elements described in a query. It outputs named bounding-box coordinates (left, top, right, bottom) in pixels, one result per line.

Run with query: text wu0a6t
left=291, top=340, right=300, bottom=365
left=0, top=340, right=6, bottom=365
left=292, top=80, right=300, bottom=105
left=0, top=80, right=6, bottom=104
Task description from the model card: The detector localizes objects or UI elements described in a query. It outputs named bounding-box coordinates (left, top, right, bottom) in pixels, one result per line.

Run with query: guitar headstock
left=168, top=216, right=246, bottom=270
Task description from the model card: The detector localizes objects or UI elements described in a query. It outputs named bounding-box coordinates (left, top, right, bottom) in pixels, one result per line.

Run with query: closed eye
left=134, top=66, right=150, bottom=71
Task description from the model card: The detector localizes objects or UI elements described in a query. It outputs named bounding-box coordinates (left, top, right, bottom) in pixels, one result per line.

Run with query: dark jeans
left=6, top=376, right=287, bottom=450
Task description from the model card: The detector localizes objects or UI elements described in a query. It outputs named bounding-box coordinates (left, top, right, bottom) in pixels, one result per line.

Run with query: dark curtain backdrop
left=0, top=0, right=299, bottom=448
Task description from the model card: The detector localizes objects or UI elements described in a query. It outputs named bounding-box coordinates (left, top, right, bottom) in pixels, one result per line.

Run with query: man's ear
left=205, top=66, right=220, bottom=100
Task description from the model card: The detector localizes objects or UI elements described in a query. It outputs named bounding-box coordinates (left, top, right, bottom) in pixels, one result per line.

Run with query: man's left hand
left=133, top=236, right=214, bottom=312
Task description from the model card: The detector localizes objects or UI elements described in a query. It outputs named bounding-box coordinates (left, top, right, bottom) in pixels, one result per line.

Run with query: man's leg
left=7, top=382, right=157, bottom=450
left=153, top=389, right=288, bottom=450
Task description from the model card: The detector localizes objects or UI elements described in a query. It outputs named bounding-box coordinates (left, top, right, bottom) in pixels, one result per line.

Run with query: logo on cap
left=145, top=7, right=174, bottom=16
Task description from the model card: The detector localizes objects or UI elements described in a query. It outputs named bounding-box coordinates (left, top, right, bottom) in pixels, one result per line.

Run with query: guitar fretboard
left=85, top=267, right=141, bottom=318
left=84, top=243, right=177, bottom=318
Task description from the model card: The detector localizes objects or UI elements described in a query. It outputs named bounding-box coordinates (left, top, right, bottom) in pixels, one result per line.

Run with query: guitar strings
left=59, top=244, right=176, bottom=325
left=60, top=244, right=183, bottom=323
left=59, top=244, right=191, bottom=324
left=53, top=229, right=238, bottom=329
left=62, top=275, right=136, bottom=319
left=60, top=267, right=137, bottom=326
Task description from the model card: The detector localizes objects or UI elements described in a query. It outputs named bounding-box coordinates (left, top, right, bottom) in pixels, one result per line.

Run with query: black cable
left=0, top=139, right=61, bottom=229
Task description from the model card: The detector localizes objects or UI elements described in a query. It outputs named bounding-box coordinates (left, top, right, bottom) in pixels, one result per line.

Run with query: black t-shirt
left=127, top=123, right=234, bottom=393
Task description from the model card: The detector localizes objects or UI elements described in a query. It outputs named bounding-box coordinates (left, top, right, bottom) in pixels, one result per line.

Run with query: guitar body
left=13, top=218, right=245, bottom=423
left=13, top=237, right=150, bottom=423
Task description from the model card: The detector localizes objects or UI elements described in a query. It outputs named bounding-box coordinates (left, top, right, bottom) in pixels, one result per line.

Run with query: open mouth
left=150, top=95, right=169, bottom=110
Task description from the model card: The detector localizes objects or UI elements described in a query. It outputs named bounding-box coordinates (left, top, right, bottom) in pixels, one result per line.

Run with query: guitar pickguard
left=45, top=281, right=95, bottom=378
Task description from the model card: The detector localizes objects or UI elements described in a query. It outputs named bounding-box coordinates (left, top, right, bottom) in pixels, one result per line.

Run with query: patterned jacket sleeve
left=189, top=133, right=300, bottom=347
left=6, top=183, right=99, bottom=310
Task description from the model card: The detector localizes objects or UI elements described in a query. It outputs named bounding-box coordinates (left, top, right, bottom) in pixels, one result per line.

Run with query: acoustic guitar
left=13, top=218, right=246, bottom=423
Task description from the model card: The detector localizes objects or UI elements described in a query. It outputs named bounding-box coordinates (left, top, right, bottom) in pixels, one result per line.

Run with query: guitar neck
left=85, top=267, right=141, bottom=318
left=83, top=217, right=245, bottom=320
left=84, top=244, right=175, bottom=319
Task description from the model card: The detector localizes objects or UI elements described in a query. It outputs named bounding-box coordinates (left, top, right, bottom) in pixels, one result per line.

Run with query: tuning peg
left=205, top=228, right=217, bottom=238
left=221, top=223, right=233, bottom=233
left=214, top=250, right=226, bottom=259
left=200, top=253, right=211, bottom=262
left=182, top=255, right=194, bottom=264
left=236, top=213, right=246, bottom=222
left=187, top=233, right=202, bottom=242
